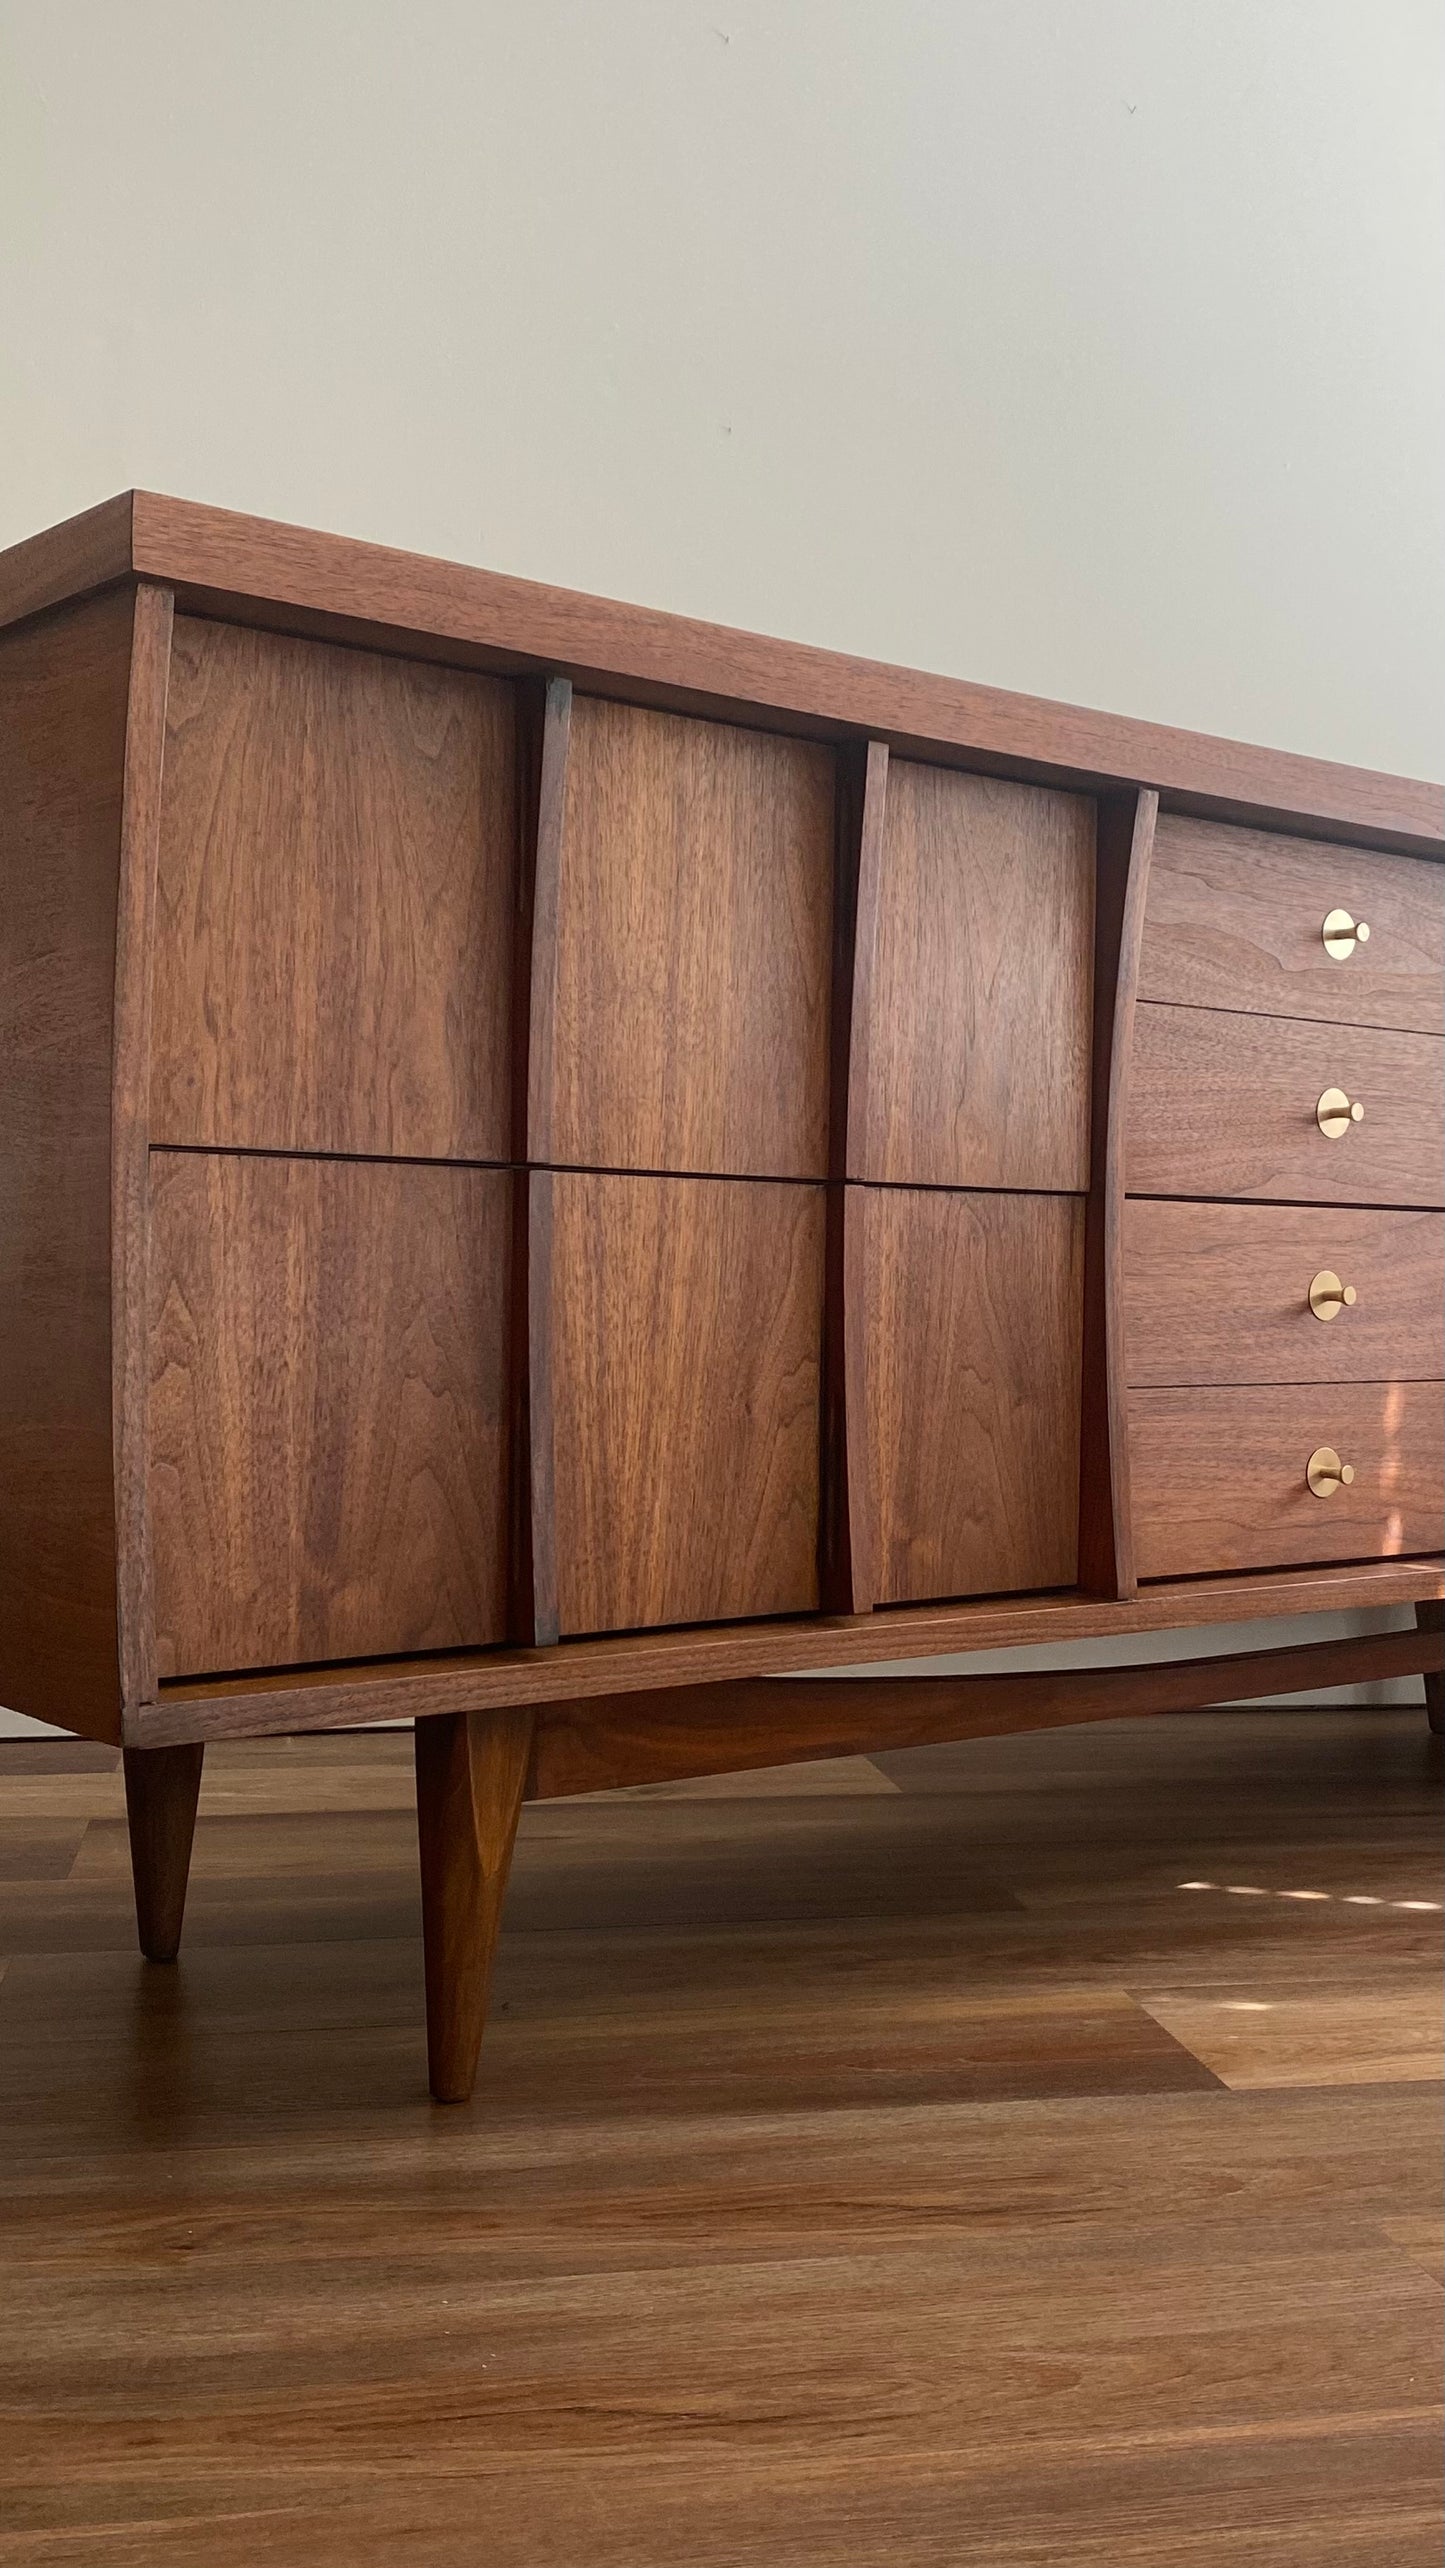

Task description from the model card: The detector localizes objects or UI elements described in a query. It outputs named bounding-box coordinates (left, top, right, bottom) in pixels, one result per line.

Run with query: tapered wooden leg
left=122, top=1742, right=205, bottom=1962
left=414, top=1707, right=534, bottom=2103
left=1418, top=1602, right=1444, bottom=1736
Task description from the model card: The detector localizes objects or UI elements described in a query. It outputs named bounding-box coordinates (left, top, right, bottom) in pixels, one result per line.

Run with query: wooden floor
left=0, top=1705, right=1441, bottom=2566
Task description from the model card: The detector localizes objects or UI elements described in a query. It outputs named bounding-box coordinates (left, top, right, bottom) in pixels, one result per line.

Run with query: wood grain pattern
left=1079, top=789, right=1157, bottom=1597
left=0, top=490, right=133, bottom=632
left=858, top=1187, right=1084, bottom=1604
left=0, top=590, right=135, bottom=1740
left=1127, top=1003, right=1445, bottom=1209
left=121, top=1740, right=203, bottom=1960
left=148, top=1154, right=511, bottom=1677
left=5, top=488, right=1437, bottom=848
left=1140, top=816, right=1445, bottom=1035
left=549, top=1173, right=824, bottom=1634
left=150, top=619, right=517, bottom=1158
left=528, top=1627, right=1445, bottom=1797
left=853, top=762, right=1094, bottom=1188
left=132, top=1554, right=1445, bottom=1748
left=1131, top=1381, right=1445, bottom=1580
left=110, top=582, right=174, bottom=1715
left=1125, top=1202, right=1445, bottom=1387
left=547, top=698, right=834, bottom=1176
left=414, top=1705, right=533, bottom=2102
left=2, top=1714, right=1441, bottom=2564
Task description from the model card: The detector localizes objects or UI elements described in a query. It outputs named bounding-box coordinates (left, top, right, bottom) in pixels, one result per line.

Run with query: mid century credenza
left=2, top=493, right=1441, bottom=2102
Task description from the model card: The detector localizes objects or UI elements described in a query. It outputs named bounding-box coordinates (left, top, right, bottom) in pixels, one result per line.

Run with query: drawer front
left=1131, top=1381, right=1445, bottom=1580
left=152, top=620, right=517, bottom=1159
left=149, top=1155, right=511, bottom=1679
left=857, top=1186, right=1084, bottom=1604
left=548, top=1172, right=824, bottom=1634
left=1140, top=816, right=1445, bottom=1036
left=851, top=763, right=1094, bottom=1191
left=550, top=699, right=834, bottom=1179
left=1125, top=1202, right=1445, bottom=1386
left=1128, top=1003, right=1444, bottom=1208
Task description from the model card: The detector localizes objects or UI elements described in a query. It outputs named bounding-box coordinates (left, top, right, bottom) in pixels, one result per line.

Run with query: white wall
left=2, top=2, right=1439, bottom=1728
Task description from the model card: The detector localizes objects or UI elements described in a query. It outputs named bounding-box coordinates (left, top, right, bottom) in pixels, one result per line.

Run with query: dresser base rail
left=117, top=1619, right=1444, bottom=2103
left=525, top=1625, right=1443, bottom=1801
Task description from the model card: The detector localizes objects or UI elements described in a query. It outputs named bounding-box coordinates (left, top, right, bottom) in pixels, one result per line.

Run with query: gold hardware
left=1308, top=1269, right=1357, bottom=1321
left=1306, top=1445, right=1356, bottom=1498
left=1323, top=908, right=1370, bottom=959
left=1316, top=1086, right=1364, bottom=1138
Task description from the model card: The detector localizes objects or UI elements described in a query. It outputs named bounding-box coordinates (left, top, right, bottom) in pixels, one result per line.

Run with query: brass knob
left=1306, top=1445, right=1355, bottom=1498
left=1323, top=908, right=1370, bottom=960
left=1317, top=1087, right=1364, bottom=1138
left=1308, top=1269, right=1357, bottom=1321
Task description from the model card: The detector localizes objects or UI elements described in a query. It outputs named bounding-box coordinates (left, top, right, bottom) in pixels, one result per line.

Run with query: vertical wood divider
left=1078, top=786, right=1158, bottom=1598
left=820, top=739, right=888, bottom=1613
left=508, top=677, right=571, bottom=1646
left=112, top=581, right=175, bottom=1716
left=1418, top=1599, right=1444, bottom=1734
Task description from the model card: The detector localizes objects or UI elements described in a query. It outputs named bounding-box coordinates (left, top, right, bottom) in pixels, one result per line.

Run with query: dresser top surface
left=2, top=489, right=1441, bottom=853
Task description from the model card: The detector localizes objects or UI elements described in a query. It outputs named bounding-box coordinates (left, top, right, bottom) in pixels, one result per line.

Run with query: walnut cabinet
left=2, top=493, right=1441, bottom=2103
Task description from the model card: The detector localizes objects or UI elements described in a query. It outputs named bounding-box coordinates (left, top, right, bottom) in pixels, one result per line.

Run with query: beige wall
left=1, top=3, right=1438, bottom=1726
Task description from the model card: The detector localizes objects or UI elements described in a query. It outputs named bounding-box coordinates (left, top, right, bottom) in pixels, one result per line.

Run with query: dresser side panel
left=0, top=591, right=136, bottom=1736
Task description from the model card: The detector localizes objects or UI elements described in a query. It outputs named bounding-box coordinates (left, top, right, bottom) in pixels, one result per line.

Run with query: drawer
left=149, top=1155, right=511, bottom=1678
left=549, top=699, right=834, bottom=1178
left=855, top=1186, right=1084, bottom=1603
left=151, top=621, right=518, bottom=1158
left=849, top=762, right=1094, bottom=1191
left=1127, top=1003, right=1444, bottom=1208
left=1139, top=816, right=1445, bottom=1036
left=547, top=1171, right=824, bottom=1634
left=1131, top=1381, right=1445, bottom=1580
left=1125, top=1202, right=1445, bottom=1386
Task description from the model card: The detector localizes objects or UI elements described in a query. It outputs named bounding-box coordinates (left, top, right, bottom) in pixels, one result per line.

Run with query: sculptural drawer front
left=148, top=1153, right=512, bottom=1679
left=547, top=697, right=836, bottom=1180
left=850, top=761, right=1094, bottom=1191
left=544, top=1171, right=825, bottom=1636
left=854, top=1186, right=1085, bottom=1605
left=150, top=617, right=519, bottom=1160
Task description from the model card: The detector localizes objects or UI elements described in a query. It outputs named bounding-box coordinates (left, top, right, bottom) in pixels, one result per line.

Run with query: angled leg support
left=414, top=1707, right=534, bottom=2103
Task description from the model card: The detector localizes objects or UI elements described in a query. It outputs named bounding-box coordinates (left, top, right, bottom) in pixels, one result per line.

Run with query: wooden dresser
left=2, top=493, right=1441, bottom=2101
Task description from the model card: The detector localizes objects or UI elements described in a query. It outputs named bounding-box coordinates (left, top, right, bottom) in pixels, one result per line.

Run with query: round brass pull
left=1308, top=1269, right=1357, bottom=1321
left=1306, top=1445, right=1355, bottom=1498
left=1317, top=1087, right=1364, bottom=1138
left=1323, top=908, right=1370, bottom=960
